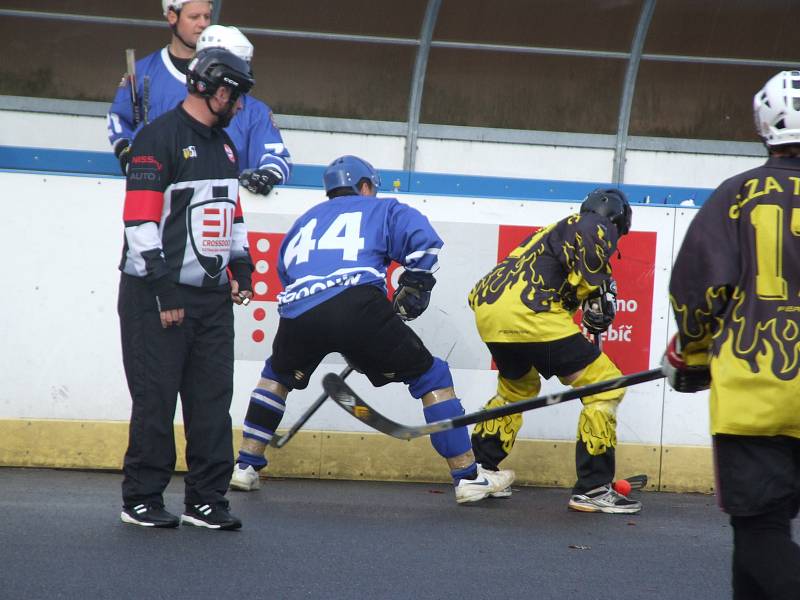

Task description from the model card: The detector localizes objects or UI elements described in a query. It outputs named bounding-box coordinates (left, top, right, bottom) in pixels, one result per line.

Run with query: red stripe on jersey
left=123, top=190, right=164, bottom=222
left=234, top=196, right=243, bottom=219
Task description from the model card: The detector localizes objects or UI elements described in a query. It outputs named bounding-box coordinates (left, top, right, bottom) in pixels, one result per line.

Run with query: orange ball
left=613, top=479, right=632, bottom=496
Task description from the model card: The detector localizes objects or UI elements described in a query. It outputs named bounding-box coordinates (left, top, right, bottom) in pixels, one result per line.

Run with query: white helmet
left=162, top=0, right=212, bottom=17
left=753, top=71, right=800, bottom=146
left=196, top=25, right=254, bottom=63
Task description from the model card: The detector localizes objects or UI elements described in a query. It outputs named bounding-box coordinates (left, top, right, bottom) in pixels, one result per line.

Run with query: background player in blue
left=107, top=3, right=291, bottom=194
left=229, top=155, right=515, bottom=503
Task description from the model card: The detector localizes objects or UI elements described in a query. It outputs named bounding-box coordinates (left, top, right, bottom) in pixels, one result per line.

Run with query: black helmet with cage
left=187, top=47, right=254, bottom=99
left=580, top=188, right=632, bottom=237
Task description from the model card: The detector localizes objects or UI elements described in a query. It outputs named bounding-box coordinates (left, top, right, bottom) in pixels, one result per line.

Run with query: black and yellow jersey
left=469, top=212, right=617, bottom=343
left=670, top=156, right=800, bottom=437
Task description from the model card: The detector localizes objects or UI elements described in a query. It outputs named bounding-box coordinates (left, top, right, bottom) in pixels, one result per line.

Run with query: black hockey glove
left=115, top=139, right=132, bottom=176
left=228, top=260, right=254, bottom=294
left=239, top=167, right=282, bottom=196
left=392, top=270, right=436, bottom=321
left=661, top=334, right=711, bottom=393
left=581, top=277, right=617, bottom=335
left=150, top=275, right=182, bottom=312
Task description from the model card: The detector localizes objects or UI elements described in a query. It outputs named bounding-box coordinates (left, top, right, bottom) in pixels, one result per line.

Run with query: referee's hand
left=231, top=280, right=253, bottom=305
left=160, top=308, right=184, bottom=329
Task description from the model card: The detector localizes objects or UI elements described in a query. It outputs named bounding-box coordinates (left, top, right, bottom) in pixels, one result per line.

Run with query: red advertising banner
left=497, top=225, right=656, bottom=373
left=248, top=231, right=284, bottom=302
left=246, top=231, right=284, bottom=344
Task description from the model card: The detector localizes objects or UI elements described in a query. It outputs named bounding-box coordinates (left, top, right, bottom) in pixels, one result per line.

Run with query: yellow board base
left=0, top=419, right=713, bottom=492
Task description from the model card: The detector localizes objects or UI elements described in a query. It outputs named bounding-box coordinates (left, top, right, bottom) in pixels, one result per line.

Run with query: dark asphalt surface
left=0, top=468, right=752, bottom=599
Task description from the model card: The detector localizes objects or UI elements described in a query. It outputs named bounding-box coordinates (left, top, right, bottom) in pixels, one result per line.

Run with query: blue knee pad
left=423, top=398, right=471, bottom=458
left=260, top=356, right=292, bottom=389
left=407, top=357, right=453, bottom=399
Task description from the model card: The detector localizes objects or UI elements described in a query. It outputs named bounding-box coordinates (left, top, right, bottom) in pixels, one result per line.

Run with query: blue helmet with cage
left=323, top=155, right=381, bottom=196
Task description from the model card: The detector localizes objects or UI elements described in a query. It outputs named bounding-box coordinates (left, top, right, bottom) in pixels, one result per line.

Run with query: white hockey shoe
left=229, top=464, right=261, bottom=491
left=455, top=465, right=515, bottom=504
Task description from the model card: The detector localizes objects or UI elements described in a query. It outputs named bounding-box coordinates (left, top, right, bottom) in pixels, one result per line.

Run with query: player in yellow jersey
left=469, top=188, right=641, bottom=513
left=663, top=71, right=800, bottom=598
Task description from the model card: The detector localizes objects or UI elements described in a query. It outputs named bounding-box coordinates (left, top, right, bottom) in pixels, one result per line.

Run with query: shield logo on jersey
left=224, top=144, right=235, bottom=163
left=187, top=198, right=236, bottom=278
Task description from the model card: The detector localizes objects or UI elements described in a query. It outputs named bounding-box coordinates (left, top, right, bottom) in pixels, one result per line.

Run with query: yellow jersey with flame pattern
left=468, top=212, right=617, bottom=343
left=670, top=156, right=800, bottom=438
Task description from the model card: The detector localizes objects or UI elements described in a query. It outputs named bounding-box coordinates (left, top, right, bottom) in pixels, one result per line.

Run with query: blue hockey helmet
left=323, top=155, right=381, bottom=196
left=580, top=187, right=632, bottom=236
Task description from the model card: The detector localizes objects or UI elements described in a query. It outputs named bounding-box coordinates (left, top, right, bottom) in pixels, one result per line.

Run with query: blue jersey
left=277, top=195, right=443, bottom=318
left=107, top=47, right=292, bottom=181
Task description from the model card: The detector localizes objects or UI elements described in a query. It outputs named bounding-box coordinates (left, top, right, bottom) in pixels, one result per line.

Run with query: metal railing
left=0, top=2, right=790, bottom=176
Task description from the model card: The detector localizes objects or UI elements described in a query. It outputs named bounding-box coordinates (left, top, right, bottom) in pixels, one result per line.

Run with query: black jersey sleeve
left=121, top=120, right=181, bottom=308
left=561, top=212, right=619, bottom=299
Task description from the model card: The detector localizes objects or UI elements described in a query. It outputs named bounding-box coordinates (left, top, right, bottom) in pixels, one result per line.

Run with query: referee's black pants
left=118, top=273, right=235, bottom=508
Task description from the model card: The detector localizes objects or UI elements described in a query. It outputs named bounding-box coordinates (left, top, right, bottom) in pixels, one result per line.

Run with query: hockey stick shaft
left=142, top=75, right=150, bottom=124
left=271, top=365, right=354, bottom=448
left=125, top=48, right=140, bottom=126
left=323, top=367, right=664, bottom=440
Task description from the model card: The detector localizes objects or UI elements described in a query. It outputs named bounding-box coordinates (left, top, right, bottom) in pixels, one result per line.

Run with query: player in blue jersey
left=107, top=3, right=291, bottom=194
left=229, top=155, right=515, bottom=503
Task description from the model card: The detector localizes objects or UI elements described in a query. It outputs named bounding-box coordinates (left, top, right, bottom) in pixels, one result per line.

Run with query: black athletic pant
left=118, top=273, right=234, bottom=508
left=714, top=434, right=800, bottom=600
left=731, top=506, right=800, bottom=600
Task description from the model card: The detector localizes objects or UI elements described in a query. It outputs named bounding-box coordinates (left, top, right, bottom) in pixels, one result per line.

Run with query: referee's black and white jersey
left=120, top=105, right=253, bottom=288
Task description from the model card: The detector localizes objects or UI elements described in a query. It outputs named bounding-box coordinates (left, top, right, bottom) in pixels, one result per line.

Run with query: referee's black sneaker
left=180, top=503, right=242, bottom=530
left=120, top=503, right=180, bottom=528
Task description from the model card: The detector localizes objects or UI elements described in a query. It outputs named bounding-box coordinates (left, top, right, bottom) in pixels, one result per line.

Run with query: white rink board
left=0, top=108, right=762, bottom=189
left=660, top=207, right=712, bottom=446
left=2, top=172, right=705, bottom=447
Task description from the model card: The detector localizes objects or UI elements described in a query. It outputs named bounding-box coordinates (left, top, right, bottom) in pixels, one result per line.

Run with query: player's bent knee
left=423, top=398, right=471, bottom=458
left=497, top=367, right=541, bottom=403
left=256, top=377, right=289, bottom=398
left=260, top=357, right=293, bottom=390
left=406, top=357, right=453, bottom=399
left=568, top=353, right=625, bottom=405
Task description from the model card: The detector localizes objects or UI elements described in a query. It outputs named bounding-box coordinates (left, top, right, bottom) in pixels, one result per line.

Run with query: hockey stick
left=125, top=49, right=141, bottom=126
left=270, top=365, right=354, bottom=448
left=622, top=473, right=648, bottom=491
left=142, top=75, right=151, bottom=124
left=322, top=367, right=664, bottom=441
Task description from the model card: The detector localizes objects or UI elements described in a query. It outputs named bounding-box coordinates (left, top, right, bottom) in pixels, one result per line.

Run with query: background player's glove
left=392, top=270, right=436, bottom=321
left=581, top=278, right=617, bottom=334
left=115, top=139, right=132, bottom=176
left=239, top=167, right=282, bottom=196
left=661, top=334, right=711, bottom=393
